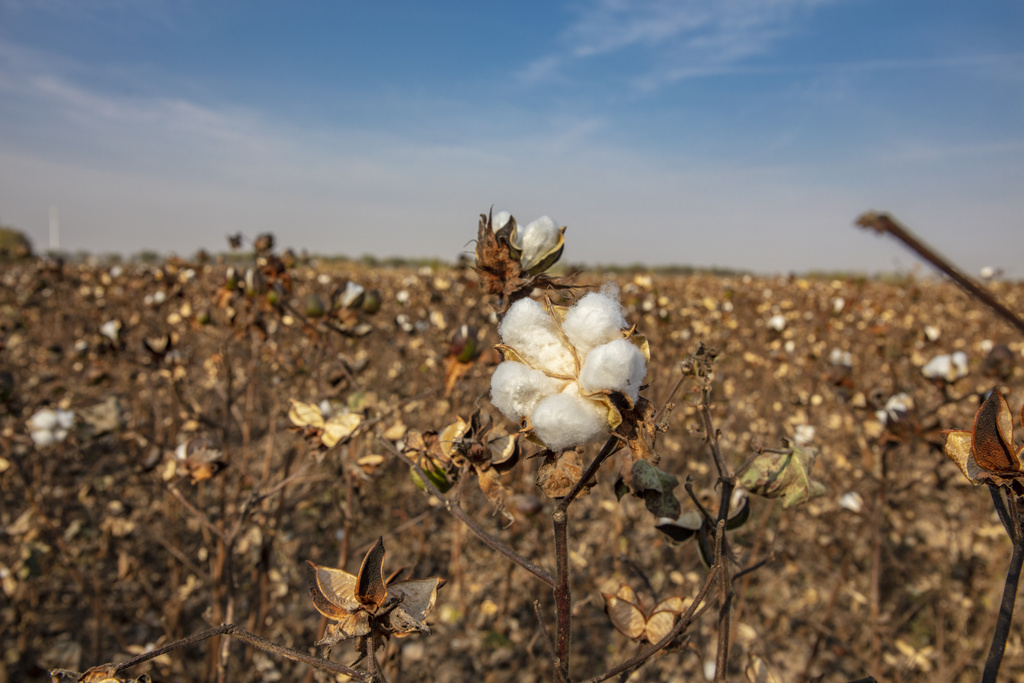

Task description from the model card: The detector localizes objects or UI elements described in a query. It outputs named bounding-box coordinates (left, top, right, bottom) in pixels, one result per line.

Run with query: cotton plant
left=474, top=209, right=573, bottom=311
left=489, top=287, right=648, bottom=452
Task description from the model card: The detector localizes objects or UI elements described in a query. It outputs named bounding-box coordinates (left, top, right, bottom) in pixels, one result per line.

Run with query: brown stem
left=982, top=487, right=1024, bottom=683
left=855, top=212, right=1024, bottom=335
left=552, top=508, right=571, bottom=682
left=97, top=623, right=372, bottom=681
left=713, top=520, right=731, bottom=683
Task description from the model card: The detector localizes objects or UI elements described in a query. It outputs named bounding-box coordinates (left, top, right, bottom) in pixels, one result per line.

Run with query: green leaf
left=630, top=459, right=681, bottom=519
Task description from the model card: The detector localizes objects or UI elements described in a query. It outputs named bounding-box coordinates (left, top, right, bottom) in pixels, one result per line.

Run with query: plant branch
left=557, top=435, right=621, bottom=512
left=552, top=508, right=572, bottom=683
left=713, top=519, right=731, bottom=683
left=982, top=488, right=1024, bottom=683
left=382, top=437, right=555, bottom=587
left=855, top=212, right=1024, bottom=335
left=61, top=623, right=373, bottom=682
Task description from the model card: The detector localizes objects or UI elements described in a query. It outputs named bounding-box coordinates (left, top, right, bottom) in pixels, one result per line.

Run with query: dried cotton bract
left=490, top=288, right=648, bottom=451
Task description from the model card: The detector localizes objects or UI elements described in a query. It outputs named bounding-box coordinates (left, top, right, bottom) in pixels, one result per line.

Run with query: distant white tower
left=49, top=206, right=60, bottom=252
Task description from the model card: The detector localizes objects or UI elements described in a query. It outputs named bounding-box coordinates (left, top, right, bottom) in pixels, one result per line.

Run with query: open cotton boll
left=493, top=211, right=512, bottom=230
left=562, top=290, right=627, bottom=358
left=28, top=408, right=59, bottom=432
left=530, top=388, right=607, bottom=451
left=499, top=297, right=575, bottom=376
left=578, top=339, right=647, bottom=402
left=491, top=361, right=567, bottom=423
left=518, top=216, right=560, bottom=270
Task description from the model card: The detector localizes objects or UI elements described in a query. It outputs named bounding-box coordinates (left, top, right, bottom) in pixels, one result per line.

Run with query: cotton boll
left=562, top=291, right=627, bottom=358
left=56, top=410, right=75, bottom=430
left=491, top=361, right=567, bottom=423
left=499, top=298, right=575, bottom=375
left=28, top=408, right=59, bottom=432
left=493, top=211, right=512, bottom=230
left=30, top=429, right=55, bottom=447
left=578, top=339, right=647, bottom=402
left=530, top=389, right=607, bottom=451
left=518, top=216, right=560, bottom=270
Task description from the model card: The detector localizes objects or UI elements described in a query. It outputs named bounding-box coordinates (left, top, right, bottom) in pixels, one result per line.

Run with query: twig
left=382, top=437, right=555, bottom=586
left=533, top=599, right=558, bottom=662
left=64, top=623, right=373, bottom=681
left=982, top=487, right=1024, bottom=683
left=854, top=212, right=1024, bottom=335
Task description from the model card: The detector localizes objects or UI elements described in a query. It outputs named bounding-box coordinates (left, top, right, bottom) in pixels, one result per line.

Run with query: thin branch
left=713, top=520, right=731, bottom=683
left=854, top=212, right=1024, bottom=336
left=381, top=437, right=555, bottom=587
left=65, top=623, right=373, bottom=682
left=982, top=489, right=1024, bottom=683
left=532, top=600, right=557, bottom=662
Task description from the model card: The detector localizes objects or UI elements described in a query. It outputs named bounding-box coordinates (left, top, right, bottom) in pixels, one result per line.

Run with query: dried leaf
left=630, top=459, right=681, bottom=519
left=385, top=577, right=445, bottom=636
left=738, top=445, right=826, bottom=508
left=618, top=396, right=658, bottom=464
left=655, top=510, right=703, bottom=542
left=442, top=356, right=473, bottom=397
left=322, top=413, right=361, bottom=447
left=288, top=399, right=324, bottom=429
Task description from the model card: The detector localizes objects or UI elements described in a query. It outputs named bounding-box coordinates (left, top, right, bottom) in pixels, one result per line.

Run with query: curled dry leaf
left=288, top=398, right=362, bottom=448
left=288, top=399, right=324, bottom=429
left=625, top=459, right=681, bottom=519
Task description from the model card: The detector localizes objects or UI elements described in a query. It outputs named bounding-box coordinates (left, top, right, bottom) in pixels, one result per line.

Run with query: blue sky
left=1, top=1, right=1022, bottom=275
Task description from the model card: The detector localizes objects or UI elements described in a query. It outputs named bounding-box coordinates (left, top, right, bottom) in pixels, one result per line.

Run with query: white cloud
left=521, top=0, right=842, bottom=87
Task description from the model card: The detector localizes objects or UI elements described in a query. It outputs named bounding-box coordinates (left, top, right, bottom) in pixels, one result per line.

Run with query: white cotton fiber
left=493, top=211, right=512, bottom=230
left=562, top=290, right=627, bottom=358
left=518, top=216, right=560, bottom=270
left=490, top=361, right=567, bottom=423
left=499, top=297, right=575, bottom=376
left=530, top=388, right=607, bottom=452
left=578, top=339, right=647, bottom=401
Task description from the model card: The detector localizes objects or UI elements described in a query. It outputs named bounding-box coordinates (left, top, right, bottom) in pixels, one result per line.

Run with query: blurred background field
left=1, top=254, right=1023, bottom=682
